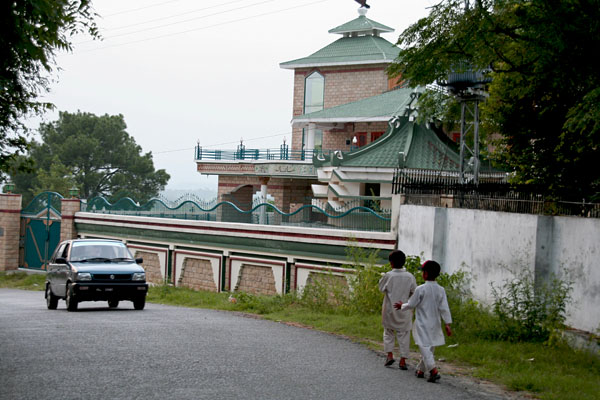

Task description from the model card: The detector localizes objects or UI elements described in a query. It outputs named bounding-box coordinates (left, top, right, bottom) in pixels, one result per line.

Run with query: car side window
left=61, top=244, right=70, bottom=259
left=51, top=243, right=67, bottom=263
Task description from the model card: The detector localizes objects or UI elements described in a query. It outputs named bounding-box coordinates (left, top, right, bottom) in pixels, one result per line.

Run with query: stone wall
left=178, top=257, right=217, bottom=292
left=234, top=264, right=277, bottom=296
left=0, top=194, right=22, bottom=271
left=133, top=250, right=163, bottom=284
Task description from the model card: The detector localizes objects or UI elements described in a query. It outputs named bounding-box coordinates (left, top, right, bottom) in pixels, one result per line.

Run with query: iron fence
left=392, top=169, right=599, bottom=218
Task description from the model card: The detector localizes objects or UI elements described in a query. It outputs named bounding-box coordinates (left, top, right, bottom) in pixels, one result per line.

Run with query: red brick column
left=0, top=194, right=22, bottom=271
left=60, top=198, right=81, bottom=242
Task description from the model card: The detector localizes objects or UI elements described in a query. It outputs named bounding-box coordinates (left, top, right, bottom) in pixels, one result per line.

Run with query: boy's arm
left=394, top=287, right=421, bottom=310
left=439, top=289, right=453, bottom=324
left=378, top=274, right=387, bottom=293
left=445, top=324, right=452, bottom=336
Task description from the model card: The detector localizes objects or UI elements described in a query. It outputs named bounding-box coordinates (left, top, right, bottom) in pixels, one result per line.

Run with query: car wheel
left=65, top=283, right=78, bottom=311
left=45, top=284, right=58, bottom=310
left=133, top=296, right=146, bottom=310
left=108, top=299, right=119, bottom=308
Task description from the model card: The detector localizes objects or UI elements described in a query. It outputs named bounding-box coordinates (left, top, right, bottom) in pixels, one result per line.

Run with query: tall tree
left=11, top=111, right=170, bottom=203
left=388, top=0, right=600, bottom=200
left=0, top=0, right=98, bottom=174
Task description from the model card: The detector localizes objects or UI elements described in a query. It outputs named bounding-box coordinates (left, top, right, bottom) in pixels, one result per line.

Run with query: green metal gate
left=20, top=192, right=63, bottom=270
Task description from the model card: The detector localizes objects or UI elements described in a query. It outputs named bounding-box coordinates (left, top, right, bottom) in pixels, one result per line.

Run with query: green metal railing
left=84, top=196, right=391, bottom=232
left=194, top=144, right=358, bottom=162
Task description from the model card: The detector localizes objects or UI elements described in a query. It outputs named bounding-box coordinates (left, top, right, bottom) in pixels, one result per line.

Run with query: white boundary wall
left=395, top=200, right=600, bottom=333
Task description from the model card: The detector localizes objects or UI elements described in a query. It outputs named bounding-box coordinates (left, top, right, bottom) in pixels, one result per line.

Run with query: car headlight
left=77, top=272, right=92, bottom=281
left=132, top=272, right=146, bottom=281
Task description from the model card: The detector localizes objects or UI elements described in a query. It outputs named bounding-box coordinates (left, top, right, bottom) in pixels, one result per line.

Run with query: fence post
left=60, top=198, right=81, bottom=242
left=390, top=194, right=402, bottom=239
left=0, top=194, right=22, bottom=271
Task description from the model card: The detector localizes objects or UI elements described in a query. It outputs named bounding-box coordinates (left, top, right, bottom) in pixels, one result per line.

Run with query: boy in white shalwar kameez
left=394, top=260, right=452, bottom=383
left=378, top=250, right=416, bottom=370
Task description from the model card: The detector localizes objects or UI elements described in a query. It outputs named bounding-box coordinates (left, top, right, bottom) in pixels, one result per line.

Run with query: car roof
left=66, top=239, right=126, bottom=245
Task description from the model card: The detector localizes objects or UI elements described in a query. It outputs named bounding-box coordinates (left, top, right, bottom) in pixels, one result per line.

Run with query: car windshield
left=70, top=242, right=133, bottom=262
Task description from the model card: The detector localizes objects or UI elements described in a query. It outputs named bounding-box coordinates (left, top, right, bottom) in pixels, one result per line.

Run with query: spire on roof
left=354, top=0, right=370, bottom=8
left=328, top=7, right=394, bottom=37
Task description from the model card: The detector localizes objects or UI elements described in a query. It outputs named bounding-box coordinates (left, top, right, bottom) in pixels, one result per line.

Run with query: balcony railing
left=194, top=144, right=358, bottom=162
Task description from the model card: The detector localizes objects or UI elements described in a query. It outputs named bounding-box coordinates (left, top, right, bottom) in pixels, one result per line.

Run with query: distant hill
left=159, top=188, right=217, bottom=202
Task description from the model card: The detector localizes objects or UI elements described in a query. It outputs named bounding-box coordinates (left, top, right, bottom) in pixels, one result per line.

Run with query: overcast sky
left=28, top=0, right=433, bottom=191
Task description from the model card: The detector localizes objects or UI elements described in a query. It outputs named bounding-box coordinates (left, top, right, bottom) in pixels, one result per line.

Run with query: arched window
left=302, top=72, right=325, bottom=151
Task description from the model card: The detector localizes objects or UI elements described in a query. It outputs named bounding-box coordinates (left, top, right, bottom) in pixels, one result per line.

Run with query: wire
left=103, top=0, right=191, bottom=18
left=81, top=0, right=276, bottom=43
left=76, top=0, right=331, bottom=53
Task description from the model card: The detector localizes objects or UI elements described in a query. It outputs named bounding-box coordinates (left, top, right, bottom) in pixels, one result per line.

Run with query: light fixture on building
left=69, top=186, right=79, bottom=198
left=3, top=181, right=15, bottom=193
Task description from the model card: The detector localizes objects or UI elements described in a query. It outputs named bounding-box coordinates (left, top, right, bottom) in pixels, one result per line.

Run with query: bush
left=343, top=245, right=387, bottom=314
left=299, top=272, right=350, bottom=313
left=490, top=271, right=573, bottom=342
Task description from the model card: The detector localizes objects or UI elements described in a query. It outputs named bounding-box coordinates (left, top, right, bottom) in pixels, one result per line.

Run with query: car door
left=48, top=242, right=70, bottom=297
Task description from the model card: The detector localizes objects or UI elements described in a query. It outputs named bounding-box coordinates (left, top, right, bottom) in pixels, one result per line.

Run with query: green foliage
left=299, top=271, right=351, bottom=313
left=30, top=155, right=77, bottom=198
left=0, top=0, right=98, bottom=173
left=388, top=0, right=600, bottom=199
left=343, top=245, right=386, bottom=314
left=9, top=111, right=170, bottom=204
left=490, top=271, right=573, bottom=342
left=233, top=292, right=297, bottom=314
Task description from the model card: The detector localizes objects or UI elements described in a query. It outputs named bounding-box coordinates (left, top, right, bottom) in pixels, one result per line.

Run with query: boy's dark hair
left=421, top=260, right=441, bottom=280
left=388, top=250, right=406, bottom=268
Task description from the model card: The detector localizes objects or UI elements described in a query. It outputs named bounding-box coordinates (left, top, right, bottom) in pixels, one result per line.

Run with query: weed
left=490, top=271, right=573, bottom=342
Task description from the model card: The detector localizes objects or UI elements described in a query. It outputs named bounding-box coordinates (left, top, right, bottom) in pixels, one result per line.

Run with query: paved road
left=0, top=289, right=505, bottom=400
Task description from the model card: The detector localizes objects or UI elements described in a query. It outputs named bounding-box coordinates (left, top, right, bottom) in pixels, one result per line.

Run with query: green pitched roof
left=293, top=87, right=419, bottom=125
left=314, top=117, right=461, bottom=170
left=328, top=14, right=394, bottom=35
left=314, top=117, right=502, bottom=174
left=280, top=35, right=400, bottom=69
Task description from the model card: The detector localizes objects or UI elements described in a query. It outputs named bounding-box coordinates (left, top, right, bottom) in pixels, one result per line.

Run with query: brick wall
left=292, top=66, right=389, bottom=118
left=0, top=194, right=22, bottom=271
left=60, top=199, right=81, bottom=242
left=291, top=65, right=391, bottom=151
left=178, top=257, right=217, bottom=292
left=134, top=251, right=163, bottom=284
left=217, top=176, right=316, bottom=213
left=234, top=264, right=277, bottom=295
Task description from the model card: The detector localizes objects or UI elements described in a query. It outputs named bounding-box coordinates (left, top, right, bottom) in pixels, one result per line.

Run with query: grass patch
left=0, top=271, right=45, bottom=290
